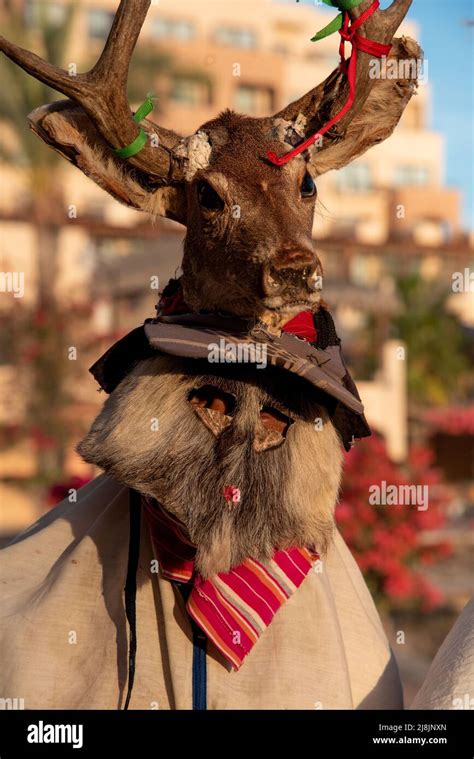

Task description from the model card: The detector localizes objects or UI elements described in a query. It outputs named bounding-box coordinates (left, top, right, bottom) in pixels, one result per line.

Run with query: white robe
left=0, top=475, right=403, bottom=709
left=411, top=596, right=474, bottom=710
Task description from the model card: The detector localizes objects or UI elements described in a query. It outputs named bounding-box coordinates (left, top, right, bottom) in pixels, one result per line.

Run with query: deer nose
left=262, top=251, right=322, bottom=298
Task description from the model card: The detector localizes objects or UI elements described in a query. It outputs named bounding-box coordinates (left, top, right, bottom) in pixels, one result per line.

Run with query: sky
left=288, top=0, right=474, bottom=229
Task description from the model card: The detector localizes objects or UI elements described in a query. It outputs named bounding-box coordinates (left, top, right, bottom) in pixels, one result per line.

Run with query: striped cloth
left=142, top=496, right=319, bottom=670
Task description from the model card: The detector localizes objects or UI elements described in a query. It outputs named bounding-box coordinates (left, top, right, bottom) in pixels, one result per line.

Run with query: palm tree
left=392, top=273, right=470, bottom=406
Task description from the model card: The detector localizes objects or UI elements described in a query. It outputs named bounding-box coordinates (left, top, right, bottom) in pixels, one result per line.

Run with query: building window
left=335, top=163, right=372, bottom=192
left=87, top=9, right=114, bottom=40
left=169, top=77, right=212, bottom=106
left=25, top=1, right=66, bottom=27
left=150, top=18, right=195, bottom=41
left=394, top=165, right=431, bottom=186
left=213, top=27, right=257, bottom=49
left=234, top=85, right=274, bottom=115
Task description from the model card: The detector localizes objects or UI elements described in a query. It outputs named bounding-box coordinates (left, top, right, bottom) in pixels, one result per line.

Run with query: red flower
left=384, top=567, right=415, bottom=599
left=223, top=485, right=241, bottom=504
left=337, top=433, right=451, bottom=611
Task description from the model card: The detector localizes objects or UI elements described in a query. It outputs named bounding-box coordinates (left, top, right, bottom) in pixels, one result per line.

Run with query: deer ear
left=310, top=37, right=422, bottom=176
left=28, top=100, right=187, bottom=225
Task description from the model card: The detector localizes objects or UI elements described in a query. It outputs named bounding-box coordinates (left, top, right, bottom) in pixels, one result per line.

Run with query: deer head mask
left=1, top=0, right=420, bottom=328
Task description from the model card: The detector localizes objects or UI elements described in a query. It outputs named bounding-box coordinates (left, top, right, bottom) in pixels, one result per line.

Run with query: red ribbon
left=267, top=0, right=392, bottom=166
left=282, top=310, right=318, bottom=343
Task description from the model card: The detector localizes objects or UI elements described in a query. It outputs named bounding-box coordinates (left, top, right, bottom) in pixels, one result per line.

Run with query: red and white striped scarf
left=143, top=497, right=319, bottom=670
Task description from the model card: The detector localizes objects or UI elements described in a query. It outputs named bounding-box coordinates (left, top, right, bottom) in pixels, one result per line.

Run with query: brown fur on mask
left=77, top=355, right=342, bottom=577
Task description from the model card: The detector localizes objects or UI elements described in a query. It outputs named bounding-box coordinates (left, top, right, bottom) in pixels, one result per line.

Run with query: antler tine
left=267, top=0, right=414, bottom=152
left=78, top=0, right=186, bottom=182
left=383, top=0, right=413, bottom=33
left=0, top=34, right=90, bottom=100
left=89, top=0, right=151, bottom=85
left=0, top=0, right=185, bottom=183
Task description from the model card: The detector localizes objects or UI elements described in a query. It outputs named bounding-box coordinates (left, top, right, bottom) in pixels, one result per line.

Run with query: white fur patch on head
left=292, top=112, right=307, bottom=136
left=270, top=112, right=307, bottom=146
left=176, top=130, right=212, bottom=180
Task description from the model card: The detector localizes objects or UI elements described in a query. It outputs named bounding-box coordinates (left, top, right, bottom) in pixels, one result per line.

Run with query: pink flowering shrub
left=337, top=434, right=452, bottom=612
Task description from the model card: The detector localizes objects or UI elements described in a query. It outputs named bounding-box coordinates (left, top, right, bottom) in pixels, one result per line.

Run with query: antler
left=0, top=0, right=184, bottom=183
left=268, top=0, right=415, bottom=168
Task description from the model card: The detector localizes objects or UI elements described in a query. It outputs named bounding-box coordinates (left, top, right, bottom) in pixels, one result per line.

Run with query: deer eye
left=301, top=172, right=316, bottom=198
left=197, top=180, right=225, bottom=211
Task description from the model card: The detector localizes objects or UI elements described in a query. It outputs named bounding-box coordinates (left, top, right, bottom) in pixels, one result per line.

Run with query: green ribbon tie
left=311, top=0, right=366, bottom=42
left=113, top=95, right=155, bottom=159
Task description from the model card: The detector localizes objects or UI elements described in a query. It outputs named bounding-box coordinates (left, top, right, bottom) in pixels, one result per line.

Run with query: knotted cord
left=267, top=0, right=392, bottom=166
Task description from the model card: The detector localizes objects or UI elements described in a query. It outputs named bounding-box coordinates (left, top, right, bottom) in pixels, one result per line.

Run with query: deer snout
left=261, top=249, right=322, bottom=299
